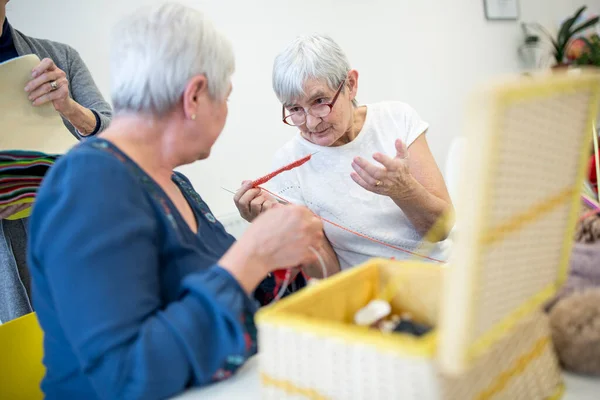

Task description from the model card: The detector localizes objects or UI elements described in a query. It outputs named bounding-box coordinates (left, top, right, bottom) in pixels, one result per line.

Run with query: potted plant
left=531, top=6, right=599, bottom=68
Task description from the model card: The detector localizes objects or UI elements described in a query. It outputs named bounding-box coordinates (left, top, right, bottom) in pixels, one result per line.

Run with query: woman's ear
left=183, top=75, right=208, bottom=120
left=347, top=69, right=359, bottom=100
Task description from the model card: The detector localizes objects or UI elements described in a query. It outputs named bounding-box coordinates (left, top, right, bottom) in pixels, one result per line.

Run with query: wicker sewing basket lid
left=437, top=70, right=600, bottom=374
left=0, top=54, right=77, bottom=154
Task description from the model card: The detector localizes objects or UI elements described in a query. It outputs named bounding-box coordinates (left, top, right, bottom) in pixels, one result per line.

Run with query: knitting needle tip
left=221, top=187, right=237, bottom=195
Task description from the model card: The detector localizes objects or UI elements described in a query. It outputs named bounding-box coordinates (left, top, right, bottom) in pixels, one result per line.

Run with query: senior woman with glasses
left=235, top=34, right=454, bottom=274
left=27, top=4, right=323, bottom=399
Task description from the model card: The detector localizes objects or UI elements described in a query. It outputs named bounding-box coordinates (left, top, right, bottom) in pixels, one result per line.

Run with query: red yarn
left=258, top=186, right=446, bottom=264
left=251, top=154, right=313, bottom=187
left=273, top=269, right=288, bottom=281
left=248, top=153, right=446, bottom=264
left=589, top=155, right=597, bottom=186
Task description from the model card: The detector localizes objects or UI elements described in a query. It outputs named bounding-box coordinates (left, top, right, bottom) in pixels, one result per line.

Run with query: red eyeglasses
left=282, top=79, right=346, bottom=126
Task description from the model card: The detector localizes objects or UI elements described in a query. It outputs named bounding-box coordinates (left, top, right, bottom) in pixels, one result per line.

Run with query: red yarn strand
left=251, top=154, right=313, bottom=187
left=258, top=186, right=446, bottom=264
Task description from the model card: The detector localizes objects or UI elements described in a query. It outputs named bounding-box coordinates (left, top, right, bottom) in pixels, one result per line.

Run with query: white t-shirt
left=265, top=101, right=451, bottom=270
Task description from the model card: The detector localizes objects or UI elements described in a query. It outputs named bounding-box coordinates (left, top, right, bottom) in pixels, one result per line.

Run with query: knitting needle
left=220, top=187, right=289, bottom=205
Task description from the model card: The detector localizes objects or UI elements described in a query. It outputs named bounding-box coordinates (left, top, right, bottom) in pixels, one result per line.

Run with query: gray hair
left=110, top=2, right=235, bottom=116
left=272, top=34, right=357, bottom=107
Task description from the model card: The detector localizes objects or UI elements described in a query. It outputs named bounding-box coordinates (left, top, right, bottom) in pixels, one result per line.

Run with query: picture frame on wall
left=484, top=0, right=519, bottom=21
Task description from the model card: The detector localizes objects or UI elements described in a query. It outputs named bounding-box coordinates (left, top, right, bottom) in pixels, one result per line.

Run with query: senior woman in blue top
left=27, top=3, right=323, bottom=399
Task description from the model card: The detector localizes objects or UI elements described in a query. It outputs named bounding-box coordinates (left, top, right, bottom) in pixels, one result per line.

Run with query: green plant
left=534, top=6, right=599, bottom=65
left=574, top=34, right=600, bottom=66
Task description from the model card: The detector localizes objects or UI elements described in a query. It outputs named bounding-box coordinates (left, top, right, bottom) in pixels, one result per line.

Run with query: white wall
left=6, top=0, right=599, bottom=217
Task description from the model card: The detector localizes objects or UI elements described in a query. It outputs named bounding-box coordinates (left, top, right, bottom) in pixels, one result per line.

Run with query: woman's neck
left=100, top=114, right=180, bottom=184
left=333, top=106, right=367, bottom=146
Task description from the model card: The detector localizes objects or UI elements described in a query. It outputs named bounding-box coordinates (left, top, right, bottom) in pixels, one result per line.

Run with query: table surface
left=173, top=357, right=600, bottom=399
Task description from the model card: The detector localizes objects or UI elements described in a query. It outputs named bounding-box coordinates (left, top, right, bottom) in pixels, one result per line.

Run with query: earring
left=191, top=114, right=196, bottom=121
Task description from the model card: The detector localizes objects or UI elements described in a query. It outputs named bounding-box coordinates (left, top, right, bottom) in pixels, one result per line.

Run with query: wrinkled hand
left=351, top=139, right=414, bottom=200
left=0, top=204, right=31, bottom=220
left=25, top=58, right=73, bottom=115
left=245, top=205, right=324, bottom=271
left=234, top=181, right=279, bottom=222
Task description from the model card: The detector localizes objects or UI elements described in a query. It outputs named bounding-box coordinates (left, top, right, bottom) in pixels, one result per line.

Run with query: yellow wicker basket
left=256, top=70, right=600, bottom=400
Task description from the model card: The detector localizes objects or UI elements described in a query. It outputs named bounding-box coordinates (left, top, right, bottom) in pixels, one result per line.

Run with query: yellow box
left=257, top=260, right=561, bottom=400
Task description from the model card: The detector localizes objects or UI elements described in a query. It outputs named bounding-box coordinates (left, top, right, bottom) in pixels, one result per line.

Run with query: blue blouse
left=27, top=138, right=258, bottom=399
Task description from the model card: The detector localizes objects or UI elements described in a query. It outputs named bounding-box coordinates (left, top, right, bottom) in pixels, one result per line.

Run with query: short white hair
left=110, top=2, right=234, bottom=115
left=272, top=34, right=357, bottom=107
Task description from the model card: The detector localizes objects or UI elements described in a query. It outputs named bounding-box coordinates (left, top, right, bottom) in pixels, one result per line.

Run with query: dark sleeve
left=65, top=46, right=112, bottom=137
left=253, top=272, right=308, bottom=306
left=28, top=152, right=253, bottom=399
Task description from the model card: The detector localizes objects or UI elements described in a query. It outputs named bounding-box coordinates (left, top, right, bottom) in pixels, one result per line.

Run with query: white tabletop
left=172, top=357, right=260, bottom=400
left=173, top=356, right=600, bottom=399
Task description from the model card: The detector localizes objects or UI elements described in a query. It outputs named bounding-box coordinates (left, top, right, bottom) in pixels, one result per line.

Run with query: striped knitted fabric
left=0, top=151, right=58, bottom=207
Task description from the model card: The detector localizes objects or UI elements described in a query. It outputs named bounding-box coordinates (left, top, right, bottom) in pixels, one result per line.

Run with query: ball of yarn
left=575, top=213, right=600, bottom=243
left=549, top=289, right=600, bottom=375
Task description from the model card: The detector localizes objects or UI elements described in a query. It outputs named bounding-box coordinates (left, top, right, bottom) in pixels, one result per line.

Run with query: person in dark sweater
left=0, top=0, right=112, bottom=323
